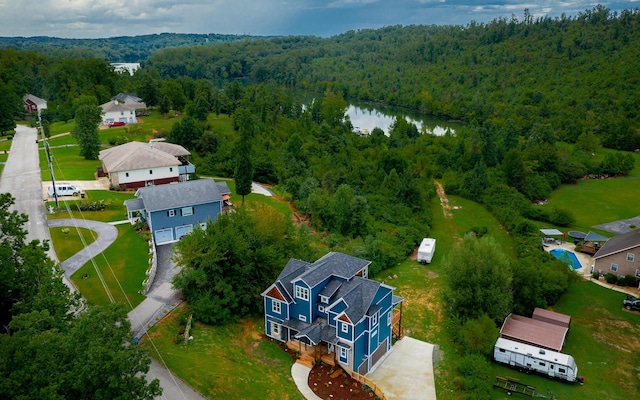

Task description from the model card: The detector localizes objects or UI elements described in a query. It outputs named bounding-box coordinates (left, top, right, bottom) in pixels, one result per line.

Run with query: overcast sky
left=0, top=1, right=638, bottom=39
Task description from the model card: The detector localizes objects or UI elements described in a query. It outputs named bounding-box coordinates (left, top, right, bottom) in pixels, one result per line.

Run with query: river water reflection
left=346, top=104, right=459, bottom=136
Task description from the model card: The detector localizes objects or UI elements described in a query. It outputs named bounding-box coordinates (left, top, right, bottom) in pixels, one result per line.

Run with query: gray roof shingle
left=136, top=179, right=223, bottom=212
left=594, top=229, right=640, bottom=259
left=298, top=252, right=370, bottom=288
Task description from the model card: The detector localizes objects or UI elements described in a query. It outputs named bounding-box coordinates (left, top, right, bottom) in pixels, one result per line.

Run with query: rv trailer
left=493, top=337, right=583, bottom=383
left=417, top=238, right=436, bottom=264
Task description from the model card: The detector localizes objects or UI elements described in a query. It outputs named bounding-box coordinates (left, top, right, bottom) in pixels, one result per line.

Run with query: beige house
left=100, top=94, right=146, bottom=125
left=593, top=229, right=640, bottom=278
left=98, top=140, right=194, bottom=189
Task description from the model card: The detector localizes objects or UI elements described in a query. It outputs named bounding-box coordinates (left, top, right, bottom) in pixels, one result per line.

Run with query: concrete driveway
left=367, top=336, right=437, bottom=400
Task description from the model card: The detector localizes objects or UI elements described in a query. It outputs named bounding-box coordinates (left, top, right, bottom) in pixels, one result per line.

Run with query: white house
left=100, top=97, right=146, bottom=125
left=99, top=140, right=194, bottom=189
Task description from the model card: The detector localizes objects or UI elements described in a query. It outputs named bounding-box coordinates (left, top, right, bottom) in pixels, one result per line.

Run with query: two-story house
left=124, top=178, right=230, bottom=245
left=262, top=252, right=404, bottom=375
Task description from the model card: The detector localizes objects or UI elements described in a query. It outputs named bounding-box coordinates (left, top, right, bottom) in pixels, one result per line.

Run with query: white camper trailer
left=417, top=238, right=436, bottom=264
left=493, top=337, right=582, bottom=383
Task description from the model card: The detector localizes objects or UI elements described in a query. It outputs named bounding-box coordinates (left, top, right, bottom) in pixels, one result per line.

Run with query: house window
left=499, top=348, right=506, bottom=353
left=295, top=286, right=309, bottom=301
left=318, top=305, right=325, bottom=313
left=167, top=210, right=175, bottom=217
left=272, top=300, right=281, bottom=314
left=299, top=314, right=307, bottom=322
left=539, top=362, right=546, bottom=367
left=559, top=368, right=566, bottom=373
left=341, top=322, right=348, bottom=333
left=627, top=253, right=635, bottom=262
left=149, top=169, right=153, bottom=174
left=199, top=223, right=207, bottom=229
left=170, top=167, right=173, bottom=172
left=387, top=312, right=392, bottom=326
left=636, top=269, right=640, bottom=278
left=371, top=313, right=378, bottom=327
left=121, top=111, right=124, bottom=115
left=125, top=172, right=129, bottom=177
left=339, top=347, right=348, bottom=360
left=271, top=323, right=280, bottom=337
left=319, top=295, right=329, bottom=304
left=611, top=263, right=618, bottom=272
left=181, top=207, right=194, bottom=216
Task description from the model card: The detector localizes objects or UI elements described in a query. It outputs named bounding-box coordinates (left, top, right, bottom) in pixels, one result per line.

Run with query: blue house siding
left=289, top=281, right=312, bottom=323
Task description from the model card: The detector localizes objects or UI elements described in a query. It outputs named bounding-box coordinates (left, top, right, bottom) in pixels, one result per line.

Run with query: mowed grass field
left=542, top=149, right=640, bottom=234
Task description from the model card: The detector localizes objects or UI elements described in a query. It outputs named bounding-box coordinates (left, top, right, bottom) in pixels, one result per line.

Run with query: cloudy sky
left=0, top=1, right=638, bottom=38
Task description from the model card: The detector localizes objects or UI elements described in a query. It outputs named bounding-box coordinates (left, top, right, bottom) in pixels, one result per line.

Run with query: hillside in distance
left=0, top=33, right=260, bottom=62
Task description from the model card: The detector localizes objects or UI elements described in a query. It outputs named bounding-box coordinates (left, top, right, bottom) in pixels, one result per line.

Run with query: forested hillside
left=0, top=33, right=256, bottom=62
left=144, top=6, right=640, bottom=151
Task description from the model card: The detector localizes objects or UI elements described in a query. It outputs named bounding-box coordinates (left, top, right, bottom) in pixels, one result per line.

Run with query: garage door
left=175, top=224, right=193, bottom=240
left=154, top=228, right=173, bottom=244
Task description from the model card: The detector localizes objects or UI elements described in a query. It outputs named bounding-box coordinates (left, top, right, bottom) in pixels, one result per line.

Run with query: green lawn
left=142, top=308, right=303, bottom=400
left=70, top=224, right=148, bottom=308
left=46, top=190, right=135, bottom=222
left=488, top=281, right=640, bottom=399
left=40, top=145, right=101, bottom=180
left=49, top=226, right=97, bottom=261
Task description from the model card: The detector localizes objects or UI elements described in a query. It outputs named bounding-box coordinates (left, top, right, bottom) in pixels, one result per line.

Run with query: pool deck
left=544, top=241, right=640, bottom=298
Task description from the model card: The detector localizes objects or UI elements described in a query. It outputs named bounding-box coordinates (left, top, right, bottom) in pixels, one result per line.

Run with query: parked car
left=623, top=294, right=640, bottom=311
left=108, top=121, right=126, bottom=127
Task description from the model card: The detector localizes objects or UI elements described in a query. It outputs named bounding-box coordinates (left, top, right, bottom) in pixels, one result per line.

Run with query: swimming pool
left=549, top=248, right=583, bottom=270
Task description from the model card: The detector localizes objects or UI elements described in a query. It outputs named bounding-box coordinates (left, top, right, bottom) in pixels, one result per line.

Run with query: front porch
left=287, top=339, right=336, bottom=368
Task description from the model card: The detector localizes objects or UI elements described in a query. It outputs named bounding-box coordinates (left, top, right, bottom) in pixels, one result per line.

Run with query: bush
left=604, top=273, right=618, bottom=284
left=622, top=275, right=638, bottom=287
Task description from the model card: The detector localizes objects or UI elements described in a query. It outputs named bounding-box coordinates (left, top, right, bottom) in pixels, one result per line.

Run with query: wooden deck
left=287, top=340, right=335, bottom=368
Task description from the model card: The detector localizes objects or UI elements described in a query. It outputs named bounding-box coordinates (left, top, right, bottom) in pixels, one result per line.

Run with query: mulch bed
left=307, top=363, right=382, bottom=400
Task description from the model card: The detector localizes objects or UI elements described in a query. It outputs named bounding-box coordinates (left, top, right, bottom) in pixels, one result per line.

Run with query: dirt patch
left=434, top=180, right=452, bottom=219
left=308, top=364, right=381, bottom=400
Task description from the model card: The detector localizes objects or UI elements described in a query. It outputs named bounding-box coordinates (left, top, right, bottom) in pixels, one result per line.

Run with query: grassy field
left=69, top=224, right=148, bottom=308
left=142, top=308, right=303, bottom=400
left=541, top=148, right=640, bottom=235
left=41, top=145, right=101, bottom=180
left=49, top=226, right=97, bottom=261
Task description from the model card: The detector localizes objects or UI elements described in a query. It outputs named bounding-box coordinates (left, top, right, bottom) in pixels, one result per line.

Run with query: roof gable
left=594, top=229, right=640, bottom=259
left=264, top=286, right=287, bottom=302
left=136, top=179, right=223, bottom=212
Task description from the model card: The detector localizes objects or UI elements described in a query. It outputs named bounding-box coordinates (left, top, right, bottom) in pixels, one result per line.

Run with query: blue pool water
left=549, top=248, right=583, bottom=270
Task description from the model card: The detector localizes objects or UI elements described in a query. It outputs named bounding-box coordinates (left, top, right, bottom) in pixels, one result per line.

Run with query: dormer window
left=295, top=285, right=309, bottom=301
left=371, top=313, right=378, bottom=327
left=319, top=295, right=329, bottom=304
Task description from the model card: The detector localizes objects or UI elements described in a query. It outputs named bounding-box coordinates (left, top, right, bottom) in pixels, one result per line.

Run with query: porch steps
left=296, top=353, right=315, bottom=368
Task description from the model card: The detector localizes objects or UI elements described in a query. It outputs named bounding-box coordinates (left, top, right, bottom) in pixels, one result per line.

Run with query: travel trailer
left=417, top=238, right=436, bottom=264
left=493, top=337, right=583, bottom=383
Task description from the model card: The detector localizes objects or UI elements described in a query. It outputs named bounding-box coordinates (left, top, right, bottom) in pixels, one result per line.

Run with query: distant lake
left=346, top=103, right=459, bottom=136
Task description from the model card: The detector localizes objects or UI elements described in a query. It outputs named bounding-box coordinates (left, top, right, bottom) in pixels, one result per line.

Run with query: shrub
left=604, top=273, right=617, bottom=284
left=592, top=271, right=599, bottom=279
left=622, top=275, right=638, bottom=287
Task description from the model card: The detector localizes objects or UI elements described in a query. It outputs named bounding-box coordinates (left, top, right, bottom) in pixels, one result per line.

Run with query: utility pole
left=38, top=110, right=58, bottom=208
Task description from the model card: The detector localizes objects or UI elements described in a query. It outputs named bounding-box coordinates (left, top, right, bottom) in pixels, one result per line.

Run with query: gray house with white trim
left=125, top=179, right=230, bottom=245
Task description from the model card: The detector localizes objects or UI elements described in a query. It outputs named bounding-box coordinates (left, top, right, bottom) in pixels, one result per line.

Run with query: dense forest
left=0, top=33, right=255, bottom=62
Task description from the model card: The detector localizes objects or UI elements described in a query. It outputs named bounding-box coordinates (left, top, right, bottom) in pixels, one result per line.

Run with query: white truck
left=493, top=337, right=583, bottom=383
left=417, top=238, right=436, bottom=264
left=47, top=183, right=80, bottom=198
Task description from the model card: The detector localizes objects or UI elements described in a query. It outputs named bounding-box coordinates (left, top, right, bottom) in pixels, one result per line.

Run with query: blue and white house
left=262, top=252, right=404, bottom=375
left=124, top=179, right=230, bottom=245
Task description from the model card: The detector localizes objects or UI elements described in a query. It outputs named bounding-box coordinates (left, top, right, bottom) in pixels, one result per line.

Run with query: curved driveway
left=47, top=218, right=118, bottom=278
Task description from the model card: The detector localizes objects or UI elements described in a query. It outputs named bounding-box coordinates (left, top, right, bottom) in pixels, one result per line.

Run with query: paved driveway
left=367, top=337, right=437, bottom=400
